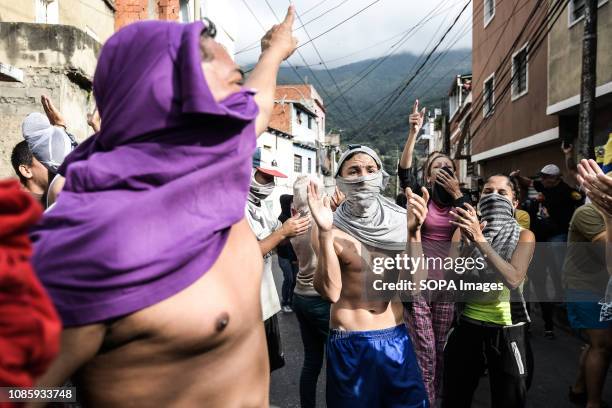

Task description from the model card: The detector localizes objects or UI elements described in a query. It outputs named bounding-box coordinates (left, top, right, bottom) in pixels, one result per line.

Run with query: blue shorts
left=567, top=302, right=612, bottom=329
left=326, top=324, right=429, bottom=408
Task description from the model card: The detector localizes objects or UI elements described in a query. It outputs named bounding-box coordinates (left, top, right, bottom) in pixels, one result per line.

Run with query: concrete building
left=114, top=0, right=236, bottom=55
left=470, top=0, right=561, bottom=179
left=0, top=0, right=115, bottom=42
left=448, top=74, right=474, bottom=188
left=269, top=84, right=340, bottom=193
left=547, top=0, right=612, bottom=153
left=0, top=0, right=115, bottom=178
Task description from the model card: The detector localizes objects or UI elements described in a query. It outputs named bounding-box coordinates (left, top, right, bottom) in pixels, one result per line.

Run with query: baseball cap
left=539, top=164, right=560, bottom=177
left=252, top=147, right=287, bottom=178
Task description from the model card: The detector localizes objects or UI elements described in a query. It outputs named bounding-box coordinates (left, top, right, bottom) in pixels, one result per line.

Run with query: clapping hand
left=577, top=158, right=612, bottom=218
left=307, top=181, right=334, bottom=232
left=406, top=187, right=429, bottom=235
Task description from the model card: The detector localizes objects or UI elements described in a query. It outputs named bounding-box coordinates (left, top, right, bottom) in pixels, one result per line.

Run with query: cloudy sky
left=226, top=0, right=473, bottom=68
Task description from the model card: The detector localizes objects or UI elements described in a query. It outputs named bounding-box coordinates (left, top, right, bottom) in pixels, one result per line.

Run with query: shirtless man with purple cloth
left=30, top=8, right=297, bottom=408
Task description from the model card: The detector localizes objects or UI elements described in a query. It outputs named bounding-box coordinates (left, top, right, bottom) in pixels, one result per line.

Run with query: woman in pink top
left=397, top=100, right=471, bottom=406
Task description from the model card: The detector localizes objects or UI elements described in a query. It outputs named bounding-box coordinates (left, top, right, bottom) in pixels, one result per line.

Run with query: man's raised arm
left=307, top=181, right=342, bottom=303
left=245, top=6, right=297, bottom=137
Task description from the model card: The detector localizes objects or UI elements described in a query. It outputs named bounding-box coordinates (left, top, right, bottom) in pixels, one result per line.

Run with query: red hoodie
left=0, top=180, right=60, bottom=406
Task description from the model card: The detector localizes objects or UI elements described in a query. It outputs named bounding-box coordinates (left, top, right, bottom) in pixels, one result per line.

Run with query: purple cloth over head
left=31, top=20, right=258, bottom=327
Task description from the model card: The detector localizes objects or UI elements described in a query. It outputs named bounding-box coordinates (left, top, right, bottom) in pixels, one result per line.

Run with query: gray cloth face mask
left=248, top=171, right=275, bottom=204
left=336, top=171, right=384, bottom=217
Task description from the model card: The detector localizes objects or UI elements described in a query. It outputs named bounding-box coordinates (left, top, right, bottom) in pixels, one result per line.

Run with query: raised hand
left=41, top=95, right=66, bottom=128
left=509, top=169, right=520, bottom=178
left=577, top=158, right=612, bottom=218
left=260, top=5, right=298, bottom=62
left=307, top=181, right=334, bottom=232
left=561, top=141, right=574, bottom=156
left=87, top=107, right=101, bottom=133
left=406, top=187, right=430, bottom=235
left=280, top=213, right=311, bottom=238
left=330, top=186, right=345, bottom=211
left=408, top=99, right=426, bottom=134
left=449, top=203, right=486, bottom=242
left=435, top=169, right=462, bottom=199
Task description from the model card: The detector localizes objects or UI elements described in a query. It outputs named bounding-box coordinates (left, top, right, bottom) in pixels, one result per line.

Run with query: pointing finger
left=282, top=5, right=295, bottom=27
left=413, top=99, right=419, bottom=114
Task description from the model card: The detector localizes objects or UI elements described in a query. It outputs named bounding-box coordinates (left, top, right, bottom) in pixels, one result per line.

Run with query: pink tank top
left=421, top=200, right=456, bottom=280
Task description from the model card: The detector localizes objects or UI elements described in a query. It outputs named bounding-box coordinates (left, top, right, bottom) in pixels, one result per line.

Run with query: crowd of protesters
left=1, top=5, right=611, bottom=408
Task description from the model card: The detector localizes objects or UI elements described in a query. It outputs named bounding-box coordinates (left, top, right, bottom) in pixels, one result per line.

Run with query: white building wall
left=291, top=104, right=318, bottom=145
left=257, top=131, right=293, bottom=217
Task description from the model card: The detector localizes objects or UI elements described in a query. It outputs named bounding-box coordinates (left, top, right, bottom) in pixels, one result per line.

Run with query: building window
left=295, top=108, right=303, bottom=125
left=36, top=0, right=59, bottom=24
left=307, top=157, right=312, bottom=173
left=568, top=0, right=608, bottom=27
left=308, top=116, right=313, bottom=130
left=484, top=0, right=495, bottom=27
left=294, top=155, right=302, bottom=173
left=483, top=73, right=495, bottom=118
left=511, top=44, right=528, bottom=100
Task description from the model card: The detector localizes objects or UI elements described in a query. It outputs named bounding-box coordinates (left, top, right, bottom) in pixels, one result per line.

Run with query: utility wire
left=237, top=0, right=351, bottom=55
left=325, top=0, right=452, bottom=108
left=360, top=0, right=472, bottom=133
left=262, top=0, right=354, bottom=127
left=288, top=0, right=359, bottom=119
left=469, top=0, right=568, bottom=141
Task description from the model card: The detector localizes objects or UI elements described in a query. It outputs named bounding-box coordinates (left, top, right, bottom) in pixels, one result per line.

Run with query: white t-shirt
left=245, top=200, right=282, bottom=321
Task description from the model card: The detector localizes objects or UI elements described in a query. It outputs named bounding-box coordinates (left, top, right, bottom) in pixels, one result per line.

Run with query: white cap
left=539, top=164, right=560, bottom=176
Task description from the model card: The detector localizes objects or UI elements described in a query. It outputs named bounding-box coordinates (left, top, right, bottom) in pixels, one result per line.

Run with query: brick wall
left=157, top=0, right=179, bottom=21
left=115, top=0, right=149, bottom=30
left=115, top=0, right=180, bottom=30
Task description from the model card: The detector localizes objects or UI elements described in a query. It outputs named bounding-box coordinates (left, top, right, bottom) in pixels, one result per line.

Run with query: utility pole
left=577, top=0, right=598, bottom=160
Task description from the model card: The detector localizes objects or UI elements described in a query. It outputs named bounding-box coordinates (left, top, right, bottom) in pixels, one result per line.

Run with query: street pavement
left=269, top=255, right=612, bottom=408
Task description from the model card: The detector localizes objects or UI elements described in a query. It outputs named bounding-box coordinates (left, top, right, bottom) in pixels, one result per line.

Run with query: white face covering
left=22, top=112, right=77, bottom=173
left=248, top=170, right=275, bottom=205
left=336, top=171, right=384, bottom=218
left=332, top=147, right=407, bottom=251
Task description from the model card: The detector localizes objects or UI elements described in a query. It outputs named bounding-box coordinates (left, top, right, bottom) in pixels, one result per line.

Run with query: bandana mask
left=336, top=171, right=384, bottom=217
left=477, top=193, right=515, bottom=223
left=248, top=171, right=275, bottom=205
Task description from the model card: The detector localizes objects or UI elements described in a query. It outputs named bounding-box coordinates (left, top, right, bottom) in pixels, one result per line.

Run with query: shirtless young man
left=29, top=8, right=297, bottom=408
left=307, top=146, right=429, bottom=407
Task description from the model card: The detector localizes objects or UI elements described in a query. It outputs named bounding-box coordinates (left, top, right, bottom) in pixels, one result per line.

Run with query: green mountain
left=276, top=49, right=472, bottom=156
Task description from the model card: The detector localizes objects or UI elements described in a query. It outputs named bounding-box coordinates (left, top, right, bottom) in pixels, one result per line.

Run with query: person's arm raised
left=307, top=181, right=342, bottom=303
left=399, top=99, right=426, bottom=169
left=245, top=6, right=298, bottom=137
left=403, top=187, right=430, bottom=289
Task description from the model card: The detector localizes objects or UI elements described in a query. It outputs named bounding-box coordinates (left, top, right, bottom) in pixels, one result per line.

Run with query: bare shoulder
left=519, top=228, right=535, bottom=243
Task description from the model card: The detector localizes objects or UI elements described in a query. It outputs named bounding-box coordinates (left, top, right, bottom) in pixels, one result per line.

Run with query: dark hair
left=199, top=18, right=217, bottom=62
left=11, top=141, right=33, bottom=185
left=425, top=151, right=456, bottom=177
left=484, top=174, right=518, bottom=201
left=279, top=194, right=293, bottom=222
